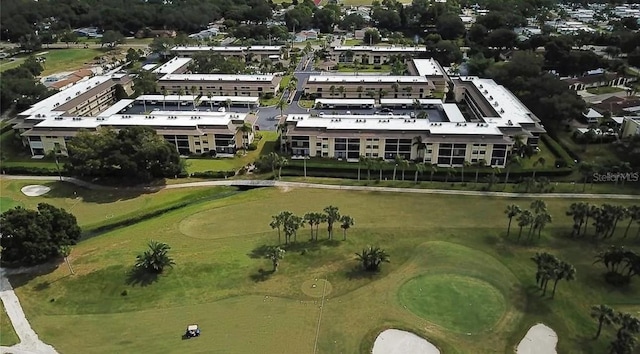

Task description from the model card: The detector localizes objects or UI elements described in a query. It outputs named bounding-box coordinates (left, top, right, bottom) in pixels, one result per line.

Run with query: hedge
left=1, top=166, right=60, bottom=176
left=540, top=134, right=576, bottom=166
left=189, top=170, right=236, bottom=179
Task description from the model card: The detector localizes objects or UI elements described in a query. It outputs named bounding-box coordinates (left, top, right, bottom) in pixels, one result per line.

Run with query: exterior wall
left=331, top=50, right=424, bottom=65
left=285, top=131, right=510, bottom=167
left=159, top=80, right=279, bottom=97
left=621, top=118, right=640, bottom=137
left=304, top=82, right=432, bottom=99
left=65, top=85, right=117, bottom=116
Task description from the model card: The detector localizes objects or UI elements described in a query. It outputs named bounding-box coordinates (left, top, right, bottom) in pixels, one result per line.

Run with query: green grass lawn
left=260, top=96, right=282, bottom=107
left=0, top=301, right=19, bottom=346
left=0, top=48, right=108, bottom=76
left=343, top=39, right=363, bottom=46
left=184, top=131, right=278, bottom=173
left=8, top=187, right=639, bottom=353
left=299, top=99, right=315, bottom=109
left=586, top=86, right=625, bottom=95
left=555, top=130, right=619, bottom=165
left=0, top=130, right=60, bottom=171
left=337, top=64, right=391, bottom=72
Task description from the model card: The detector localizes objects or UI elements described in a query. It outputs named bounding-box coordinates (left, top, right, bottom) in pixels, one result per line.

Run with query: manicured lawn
left=555, top=130, right=619, bottom=165
left=344, top=39, right=363, bottom=46
left=8, top=187, right=639, bottom=353
left=0, top=130, right=60, bottom=171
left=0, top=302, right=19, bottom=346
left=299, top=99, right=315, bottom=108
left=519, top=138, right=559, bottom=169
left=0, top=58, right=24, bottom=72
left=0, top=179, right=236, bottom=233
left=39, top=48, right=108, bottom=76
left=184, top=131, right=278, bottom=173
left=586, top=86, right=624, bottom=95
left=260, top=96, right=281, bottom=107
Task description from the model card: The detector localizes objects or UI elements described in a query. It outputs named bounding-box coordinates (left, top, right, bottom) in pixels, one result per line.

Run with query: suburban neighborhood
left=0, top=0, right=639, bottom=353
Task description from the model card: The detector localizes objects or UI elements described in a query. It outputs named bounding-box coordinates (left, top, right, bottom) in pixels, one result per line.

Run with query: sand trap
left=516, top=323, right=558, bottom=354
left=21, top=185, right=51, bottom=197
left=373, top=329, right=440, bottom=354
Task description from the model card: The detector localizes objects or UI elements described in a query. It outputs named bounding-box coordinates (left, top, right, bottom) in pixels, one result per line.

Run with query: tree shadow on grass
left=250, top=268, right=275, bottom=282
left=520, top=285, right=554, bottom=316
left=4, top=261, right=60, bottom=289
left=43, top=181, right=158, bottom=204
left=248, top=239, right=341, bottom=259
left=125, top=267, right=159, bottom=287
left=345, top=266, right=381, bottom=280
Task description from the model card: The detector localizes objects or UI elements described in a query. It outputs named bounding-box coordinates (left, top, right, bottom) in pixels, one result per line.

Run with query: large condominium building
left=170, top=45, right=285, bottom=62
left=152, top=57, right=193, bottom=75
left=283, top=113, right=512, bottom=167
left=13, top=74, right=134, bottom=135
left=303, top=75, right=435, bottom=99
left=284, top=78, right=545, bottom=167
left=158, top=74, right=281, bottom=97
left=330, top=46, right=428, bottom=65
left=451, top=77, right=546, bottom=146
left=21, top=100, right=254, bottom=157
left=408, top=58, right=450, bottom=92
left=621, top=116, right=640, bottom=137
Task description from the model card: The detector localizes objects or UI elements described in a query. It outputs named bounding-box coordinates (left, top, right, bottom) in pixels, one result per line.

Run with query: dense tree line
left=65, top=126, right=184, bottom=182
left=1, top=57, right=56, bottom=113
left=1, top=0, right=274, bottom=43
left=0, top=203, right=81, bottom=266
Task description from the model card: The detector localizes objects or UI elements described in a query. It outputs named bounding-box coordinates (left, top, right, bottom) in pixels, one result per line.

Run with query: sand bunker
left=21, top=185, right=51, bottom=197
left=373, top=329, right=440, bottom=354
left=516, top=323, right=558, bottom=354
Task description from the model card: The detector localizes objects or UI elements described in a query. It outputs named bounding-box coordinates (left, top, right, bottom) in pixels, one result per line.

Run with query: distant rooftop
left=333, top=46, right=428, bottom=53
left=152, top=57, right=192, bottom=75
left=307, top=75, right=428, bottom=83
left=411, top=58, right=444, bottom=77
left=159, top=74, right=275, bottom=82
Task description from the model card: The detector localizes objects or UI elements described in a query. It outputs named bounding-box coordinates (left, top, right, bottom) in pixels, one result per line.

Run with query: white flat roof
left=159, top=74, right=275, bottom=82
left=411, top=58, right=444, bottom=77
left=20, top=76, right=113, bottom=117
left=315, top=99, right=375, bottom=105
left=34, top=110, right=247, bottom=129
left=142, top=64, right=158, bottom=71
left=584, top=108, right=603, bottom=118
left=308, top=75, right=428, bottom=83
left=333, top=46, right=427, bottom=53
left=287, top=114, right=505, bottom=135
left=379, top=99, right=443, bottom=105
left=171, top=45, right=282, bottom=52
left=152, top=57, right=192, bottom=75
left=460, top=77, right=539, bottom=128
left=136, top=95, right=259, bottom=103
left=97, top=99, right=135, bottom=118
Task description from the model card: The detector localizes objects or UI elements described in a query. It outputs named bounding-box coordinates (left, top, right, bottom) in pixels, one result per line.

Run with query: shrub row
left=0, top=124, right=14, bottom=135
left=189, top=170, right=236, bottom=179
left=1, top=165, right=60, bottom=176
left=541, top=134, right=576, bottom=166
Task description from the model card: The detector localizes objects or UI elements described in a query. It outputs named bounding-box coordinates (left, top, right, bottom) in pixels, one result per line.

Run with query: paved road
left=2, top=175, right=638, bottom=200
left=0, top=269, right=58, bottom=354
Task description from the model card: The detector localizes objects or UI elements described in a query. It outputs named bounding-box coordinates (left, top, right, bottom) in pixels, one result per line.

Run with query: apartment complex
left=408, top=58, right=450, bottom=92
left=303, top=75, right=435, bottom=99
left=450, top=76, right=546, bottom=146
left=284, top=77, right=545, bottom=167
left=283, top=113, right=512, bottom=167
left=152, top=57, right=192, bottom=75
left=170, top=45, right=285, bottom=62
left=21, top=103, right=254, bottom=157
left=14, top=74, right=134, bottom=137
left=621, top=116, right=640, bottom=137
left=158, top=74, right=281, bottom=97
left=330, top=45, right=428, bottom=65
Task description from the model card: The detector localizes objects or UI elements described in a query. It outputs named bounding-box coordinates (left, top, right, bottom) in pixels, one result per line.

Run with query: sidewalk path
left=2, top=175, right=638, bottom=200
left=0, top=268, right=58, bottom=354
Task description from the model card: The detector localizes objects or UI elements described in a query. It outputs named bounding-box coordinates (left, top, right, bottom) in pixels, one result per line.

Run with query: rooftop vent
left=54, top=117, right=63, bottom=120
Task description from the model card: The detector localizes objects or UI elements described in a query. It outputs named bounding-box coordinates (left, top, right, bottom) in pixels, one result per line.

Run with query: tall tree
left=323, top=205, right=341, bottom=240
left=591, top=304, right=616, bottom=339
left=505, top=204, right=522, bottom=238
left=267, top=246, right=285, bottom=272
left=340, top=215, right=354, bottom=241
left=355, top=246, right=390, bottom=272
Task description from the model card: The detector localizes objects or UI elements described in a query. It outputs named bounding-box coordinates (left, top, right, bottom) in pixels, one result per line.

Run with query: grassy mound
left=399, top=274, right=506, bottom=333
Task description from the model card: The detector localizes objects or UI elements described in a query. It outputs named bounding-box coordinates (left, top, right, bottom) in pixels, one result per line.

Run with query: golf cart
left=184, top=324, right=201, bottom=339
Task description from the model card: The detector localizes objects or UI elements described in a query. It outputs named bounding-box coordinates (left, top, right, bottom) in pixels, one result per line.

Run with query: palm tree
left=376, top=158, right=386, bottom=180
left=337, top=86, right=346, bottom=98
left=177, top=88, right=185, bottom=110
left=505, top=204, right=522, bottom=238
left=365, top=157, right=375, bottom=181
left=391, top=82, right=400, bottom=92
left=276, top=98, right=288, bottom=118
left=135, top=240, right=175, bottom=273
left=270, top=212, right=288, bottom=244
left=379, top=89, right=387, bottom=100
left=475, top=159, right=486, bottom=184
left=393, top=155, right=403, bottom=180
left=206, top=91, right=213, bottom=111
left=161, top=88, right=168, bottom=111
left=340, top=215, right=354, bottom=241
left=532, top=156, right=546, bottom=180
left=324, top=205, right=341, bottom=240
left=445, top=167, right=455, bottom=183
left=413, top=136, right=427, bottom=162
left=58, top=245, right=74, bottom=275
left=355, top=246, right=390, bottom=272
left=623, top=206, right=640, bottom=239
left=236, top=123, right=252, bottom=154
left=329, top=85, right=336, bottom=97
left=429, top=163, right=437, bottom=182
left=266, top=246, right=285, bottom=272
left=503, top=154, right=521, bottom=189
left=414, top=162, right=426, bottom=183
left=517, top=210, right=533, bottom=242
left=190, top=85, right=198, bottom=110
left=461, top=160, right=471, bottom=184
left=578, top=162, right=595, bottom=192
left=225, top=99, right=232, bottom=112
left=276, top=155, right=288, bottom=179
left=551, top=261, right=576, bottom=298
left=353, top=59, right=361, bottom=76
left=533, top=212, right=552, bottom=240
left=591, top=305, right=616, bottom=339
left=399, top=158, right=409, bottom=181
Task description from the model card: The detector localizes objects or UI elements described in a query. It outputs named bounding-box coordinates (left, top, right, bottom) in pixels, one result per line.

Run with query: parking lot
left=121, top=102, right=254, bottom=115
left=310, top=107, right=447, bottom=121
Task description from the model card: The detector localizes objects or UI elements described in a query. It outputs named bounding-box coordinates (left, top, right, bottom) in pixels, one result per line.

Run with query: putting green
left=398, top=274, right=506, bottom=333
